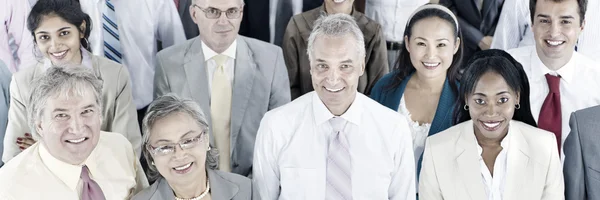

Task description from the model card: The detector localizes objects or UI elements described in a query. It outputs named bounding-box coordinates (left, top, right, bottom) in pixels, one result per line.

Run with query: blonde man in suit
left=419, top=50, right=563, bottom=200
left=2, top=0, right=141, bottom=163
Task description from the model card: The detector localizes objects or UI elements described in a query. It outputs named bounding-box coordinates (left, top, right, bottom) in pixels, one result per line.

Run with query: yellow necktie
left=210, top=54, right=232, bottom=172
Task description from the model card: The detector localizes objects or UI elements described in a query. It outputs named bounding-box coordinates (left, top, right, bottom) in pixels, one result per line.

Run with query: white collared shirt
left=253, top=91, right=416, bottom=200
left=365, top=0, right=428, bottom=42
left=201, top=40, right=237, bottom=92
left=492, top=0, right=600, bottom=62
left=477, top=133, right=510, bottom=200
left=508, top=46, right=600, bottom=158
left=79, top=0, right=186, bottom=108
left=0, top=131, right=148, bottom=199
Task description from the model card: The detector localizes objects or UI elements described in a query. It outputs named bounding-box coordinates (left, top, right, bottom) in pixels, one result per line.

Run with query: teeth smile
left=423, top=62, right=440, bottom=67
left=67, top=138, right=85, bottom=144
left=325, top=87, right=343, bottom=92
left=546, top=40, right=564, bottom=46
left=333, top=0, right=345, bottom=2
left=483, top=122, right=501, bottom=128
left=51, top=51, right=67, bottom=57
left=174, top=163, right=192, bottom=171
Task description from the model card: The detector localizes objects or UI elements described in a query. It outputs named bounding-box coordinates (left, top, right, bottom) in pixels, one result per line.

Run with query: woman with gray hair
left=132, top=94, right=251, bottom=200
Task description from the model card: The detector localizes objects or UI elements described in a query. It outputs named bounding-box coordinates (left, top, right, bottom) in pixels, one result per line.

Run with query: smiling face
left=324, top=0, right=355, bottom=14
left=532, top=0, right=584, bottom=66
left=37, top=88, right=101, bottom=165
left=310, top=33, right=365, bottom=115
left=34, top=14, right=84, bottom=66
left=148, top=112, right=209, bottom=186
left=406, top=16, right=460, bottom=80
left=191, top=0, right=243, bottom=53
left=468, top=71, right=520, bottom=140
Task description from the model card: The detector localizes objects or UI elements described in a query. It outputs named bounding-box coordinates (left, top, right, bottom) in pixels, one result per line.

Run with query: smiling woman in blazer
left=419, top=49, right=563, bottom=200
left=370, top=4, right=463, bottom=182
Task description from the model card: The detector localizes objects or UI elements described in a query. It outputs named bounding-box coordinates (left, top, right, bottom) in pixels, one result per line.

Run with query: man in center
left=253, top=13, right=415, bottom=200
left=154, top=0, right=291, bottom=177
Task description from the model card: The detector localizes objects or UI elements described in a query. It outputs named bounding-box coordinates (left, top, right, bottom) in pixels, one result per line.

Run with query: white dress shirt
left=201, top=40, right=237, bottom=92
left=477, top=133, right=509, bottom=200
left=492, top=0, right=600, bottom=61
left=508, top=46, right=600, bottom=158
left=0, top=131, right=149, bottom=199
left=253, top=91, right=416, bottom=200
left=365, top=0, right=428, bottom=42
left=80, top=0, right=186, bottom=108
left=1, top=0, right=35, bottom=73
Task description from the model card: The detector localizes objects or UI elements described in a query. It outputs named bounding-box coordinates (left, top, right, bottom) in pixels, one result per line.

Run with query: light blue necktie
left=326, top=117, right=352, bottom=200
left=102, top=0, right=122, bottom=63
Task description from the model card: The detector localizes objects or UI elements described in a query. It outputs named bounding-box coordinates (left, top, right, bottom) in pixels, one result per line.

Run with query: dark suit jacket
left=283, top=5, right=388, bottom=99
left=178, top=0, right=199, bottom=39
left=239, top=0, right=270, bottom=42
left=370, top=72, right=457, bottom=176
left=441, top=0, right=504, bottom=60
left=132, top=169, right=252, bottom=200
left=564, top=105, right=600, bottom=200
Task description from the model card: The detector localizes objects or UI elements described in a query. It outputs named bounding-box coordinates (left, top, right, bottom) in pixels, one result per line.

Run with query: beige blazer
left=2, top=54, right=142, bottom=163
left=419, top=120, right=564, bottom=200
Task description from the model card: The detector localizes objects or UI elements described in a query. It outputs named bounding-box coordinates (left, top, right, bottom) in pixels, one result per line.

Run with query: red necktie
left=538, top=74, right=562, bottom=155
left=174, top=0, right=179, bottom=9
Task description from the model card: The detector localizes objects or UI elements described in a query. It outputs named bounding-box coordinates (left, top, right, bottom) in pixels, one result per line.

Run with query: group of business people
left=1, top=0, right=600, bottom=200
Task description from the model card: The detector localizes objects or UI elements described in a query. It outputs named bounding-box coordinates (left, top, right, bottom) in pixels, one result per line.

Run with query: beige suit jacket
left=2, top=55, right=141, bottom=163
left=419, top=120, right=564, bottom=200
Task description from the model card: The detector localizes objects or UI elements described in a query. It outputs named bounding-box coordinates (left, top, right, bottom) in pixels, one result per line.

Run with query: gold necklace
left=175, top=179, right=210, bottom=200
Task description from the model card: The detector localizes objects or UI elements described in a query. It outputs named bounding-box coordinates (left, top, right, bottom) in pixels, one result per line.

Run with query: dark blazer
left=370, top=72, right=457, bottom=175
left=132, top=169, right=252, bottom=200
left=239, top=0, right=270, bottom=43
left=440, top=0, right=504, bottom=60
left=283, top=5, right=388, bottom=99
left=177, top=0, right=199, bottom=39
left=564, top=105, right=600, bottom=200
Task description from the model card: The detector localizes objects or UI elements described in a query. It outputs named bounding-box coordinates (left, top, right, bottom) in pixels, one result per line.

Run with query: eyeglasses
left=193, top=4, right=243, bottom=19
left=147, top=132, right=207, bottom=156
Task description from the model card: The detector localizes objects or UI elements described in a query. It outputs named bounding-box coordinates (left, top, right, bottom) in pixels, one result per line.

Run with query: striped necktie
left=102, top=0, right=123, bottom=63
left=326, top=117, right=352, bottom=200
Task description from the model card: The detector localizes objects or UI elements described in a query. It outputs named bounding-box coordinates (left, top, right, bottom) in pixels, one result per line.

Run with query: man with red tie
left=508, top=0, right=600, bottom=158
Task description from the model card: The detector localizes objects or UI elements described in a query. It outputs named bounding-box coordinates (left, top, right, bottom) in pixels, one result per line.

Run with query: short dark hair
left=385, top=4, right=463, bottom=92
left=28, top=0, right=93, bottom=50
left=453, top=49, right=537, bottom=127
left=530, top=0, right=587, bottom=25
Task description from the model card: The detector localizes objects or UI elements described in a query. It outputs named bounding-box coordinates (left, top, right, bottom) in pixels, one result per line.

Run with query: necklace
left=175, top=179, right=210, bottom=200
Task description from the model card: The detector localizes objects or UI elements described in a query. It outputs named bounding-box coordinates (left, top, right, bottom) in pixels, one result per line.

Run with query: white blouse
left=398, top=95, right=431, bottom=170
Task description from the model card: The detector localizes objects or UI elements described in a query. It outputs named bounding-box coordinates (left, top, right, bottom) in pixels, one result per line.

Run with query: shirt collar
left=311, top=91, right=363, bottom=127
left=38, top=141, right=100, bottom=191
left=476, top=126, right=511, bottom=157
left=531, top=48, right=576, bottom=84
left=43, top=47, right=93, bottom=71
left=201, top=39, right=237, bottom=62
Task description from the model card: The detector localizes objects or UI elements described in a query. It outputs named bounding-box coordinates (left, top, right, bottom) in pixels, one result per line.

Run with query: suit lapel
left=430, top=79, right=456, bottom=135
left=481, top=0, right=495, bottom=20
left=178, top=0, right=189, bottom=18
left=208, top=169, right=239, bottom=199
left=455, top=121, right=487, bottom=200
left=503, top=121, right=531, bottom=199
left=183, top=38, right=214, bottom=145
left=230, top=37, right=256, bottom=153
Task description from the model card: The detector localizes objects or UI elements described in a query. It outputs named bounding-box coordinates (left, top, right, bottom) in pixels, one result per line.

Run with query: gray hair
left=306, top=13, right=366, bottom=65
left=28, top=66, right=103, bottom=136
left=141, top=94, right=217, bottom=182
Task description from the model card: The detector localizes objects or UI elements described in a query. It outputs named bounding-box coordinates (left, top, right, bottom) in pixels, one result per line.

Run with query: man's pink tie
left=81, top=165, right=106, bottom=200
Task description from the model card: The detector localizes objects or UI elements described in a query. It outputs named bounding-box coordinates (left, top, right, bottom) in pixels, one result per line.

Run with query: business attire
left=419, top=120, right=564, bottom=200
left=270, top=0, right=323, bottom=45
left=253, top=92, right=415, bottom=200
left=564, top=105, right=600, bottom=200
left=508, top=46, right=600, bottom=158
left=365, top=0, right=428, bottom=71
left=132, top=169, right=251, bottom=200
left=0, top=0, right=35, bottom=73
left=0, top=131, right=149, bottom=199
left=0, top=61, right=10, bottom=167
left=283, top=6, right=389, bottom=99
left=492, top=0, right=599, bottom=61
left=370, top=72, right=456, bottom=180
left=2, top=52, right=142, bottom=163
left=176, top=0, right=199, bottom=39
left=80, top=0, right=186, bottom=109
left=440, top=0, right=504, bottom=61
left=154, top=36, right=291, bottom=177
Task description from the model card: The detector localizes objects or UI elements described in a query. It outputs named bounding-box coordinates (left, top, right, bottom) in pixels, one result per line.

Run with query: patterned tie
left=538, top=74, right=562, bottom=154
left=102, top=0, right=123, bottom=63
left=81, top=165, right=106, bottom=200
left=326, top=117, right=352, bottom=200
left=210, top=54, right=232, bottom=172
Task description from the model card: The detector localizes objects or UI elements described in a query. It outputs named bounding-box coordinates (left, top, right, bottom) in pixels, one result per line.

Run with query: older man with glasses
left=154, top=0, right=291, bottom=178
